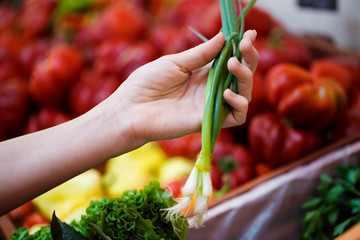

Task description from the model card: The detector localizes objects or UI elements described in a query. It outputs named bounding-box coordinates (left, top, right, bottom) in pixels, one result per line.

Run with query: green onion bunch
left=164, top=0, right=257, bottom=228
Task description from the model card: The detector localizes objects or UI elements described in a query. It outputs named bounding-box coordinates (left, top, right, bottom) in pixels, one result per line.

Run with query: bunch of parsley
left=11, top=181, right=188, bottom=240
left=299, top=165, right=360, bottom=239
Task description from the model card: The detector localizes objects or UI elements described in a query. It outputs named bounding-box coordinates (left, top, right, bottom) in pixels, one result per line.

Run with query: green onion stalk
left=164, top=0, right=257, bottom=228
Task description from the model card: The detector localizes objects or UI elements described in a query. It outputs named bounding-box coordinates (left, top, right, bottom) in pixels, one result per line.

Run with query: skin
left=0, top=30, right=258, bottom=215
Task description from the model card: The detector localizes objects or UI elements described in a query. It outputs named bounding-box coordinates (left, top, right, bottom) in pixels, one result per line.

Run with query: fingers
left=240, top=30, right=259, bottom=74
left=223, top=89, right=248, bottom=127
left=168, top=32, right=225, bottom=72
left=228, top=57, right=253, bottom=102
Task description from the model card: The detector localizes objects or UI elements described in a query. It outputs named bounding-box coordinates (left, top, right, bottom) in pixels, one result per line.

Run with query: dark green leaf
left=51, top=211, right=87, bottom=240
left=302, top=197, right=322, bottom=210
left=327, top=209, right=339, bottom=225
left=346, top=168, right=360, bottom=185
left=333, top=218, right=352, bottom=237
left=350, top=198, right=360, bottom=214
left=320, top=174, right=333, bottom=185
left=325, top=184, right=344, bottom=203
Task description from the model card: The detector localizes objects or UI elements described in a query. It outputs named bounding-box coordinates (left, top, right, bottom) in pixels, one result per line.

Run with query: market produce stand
left=1, top=0, right=360, bottom=239
left=187, top=134, right=360, bottom=239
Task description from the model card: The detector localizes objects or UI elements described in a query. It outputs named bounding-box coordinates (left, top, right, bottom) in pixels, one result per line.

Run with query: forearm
left=0, top=98, right=135, bottom=215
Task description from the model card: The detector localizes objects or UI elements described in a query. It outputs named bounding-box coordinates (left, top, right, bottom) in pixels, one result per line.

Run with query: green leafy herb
left=11, top=226, right=52, bottom=240
left=70, top=180, right=188, bottom=240
left=299, top=165, right=360, bottom=239
left=11, top=181, right=188, bottom=240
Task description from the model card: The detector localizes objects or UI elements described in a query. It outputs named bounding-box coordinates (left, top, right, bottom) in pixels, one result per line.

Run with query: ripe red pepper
left=246, top=71, right=270, bottom=121
left=326, top=91, right=360, bottom=142
left=17, top=0, right=56, bottom=40
left=163, top=176, right=188, bottom=199
left=8, top=201, right=35, bottom=226
left=265, top=63, right=348, bottom=130
left=22, top=212, right=50, bottom=229
left=19, top=38, right=52, bottom=77
left=68, top=70, right=120, bottom=116
left=248, top=111, right=322, bottom=167
left=255, top=30, right=312, bottom=74
left=25, top=107, right=72, bottom=134
left=29, top=44, right=83, bottom=107
left=94, top=40, right=158, bottom=80
left=85, top=1, right=148, bottom=44
left=241, top=2, right=280, bottom=37
left=148, top=24, right=191, bottom=55
left=210, top=143, right=255, bottom=193
left=157, top=129, right=234, bottom=160
left=0, top=77, right=29, bottom=139
left=311, top=59, right=353, bottom=96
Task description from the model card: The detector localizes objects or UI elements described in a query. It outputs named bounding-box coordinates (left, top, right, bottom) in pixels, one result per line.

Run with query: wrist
left=85, top=92, right=142, bottom=160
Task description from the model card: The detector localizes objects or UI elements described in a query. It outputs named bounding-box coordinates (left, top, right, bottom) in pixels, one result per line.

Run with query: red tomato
left=0, top=77, right=29, bottom=138
left=22, top=212, right=50, bottom=229
left=29, top=44, right=83, bottom=107
left=25, top=107, right=72, bottom=134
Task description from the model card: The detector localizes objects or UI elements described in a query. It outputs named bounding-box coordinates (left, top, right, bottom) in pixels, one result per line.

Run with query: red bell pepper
left=211, top=143, right=255, bottom=192
left=313, top=57, right=360, bottom=103
left=246, top=71, right=270, bottom=121
left=25, top=107, right=72, bottom=134
left=68, top=70, right=120, bottom=116
left=326, top=91, right=360, bottom=142
left=157, top=129, right=234, bottom=160
left=0, top=77, right=29, bottom=139
left=248, top=111, right=322, bottom=167
left=265, top=63, right=348, bottom=130
left=29, top=44, right=83, bottom=107
left=17, top=0, right=56, bottom=40
left=255, top=30, right=312, bottom=74
left=311, top=59, right=353, bottom=97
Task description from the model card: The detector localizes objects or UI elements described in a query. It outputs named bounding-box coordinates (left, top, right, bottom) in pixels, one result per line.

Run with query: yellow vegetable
left=32, top=169, right=104, bottom=222
left=158, top=156, right=194, bottom=184
left=102, top=142, right=167, bottom=197
left=128, top=142, right=167, bottom=175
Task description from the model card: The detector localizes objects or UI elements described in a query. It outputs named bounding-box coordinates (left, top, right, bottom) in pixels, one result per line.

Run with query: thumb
left=169, top=32, right=225, bottom=71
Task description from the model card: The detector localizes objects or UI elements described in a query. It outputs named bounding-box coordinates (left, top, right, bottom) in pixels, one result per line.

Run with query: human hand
left=106, top=30, right=258, bottom=148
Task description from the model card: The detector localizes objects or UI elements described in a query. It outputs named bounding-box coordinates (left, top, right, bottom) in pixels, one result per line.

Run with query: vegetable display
left=2, top=0, right=360, bottom=238
left=11, top=181, right=188, bottom=240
